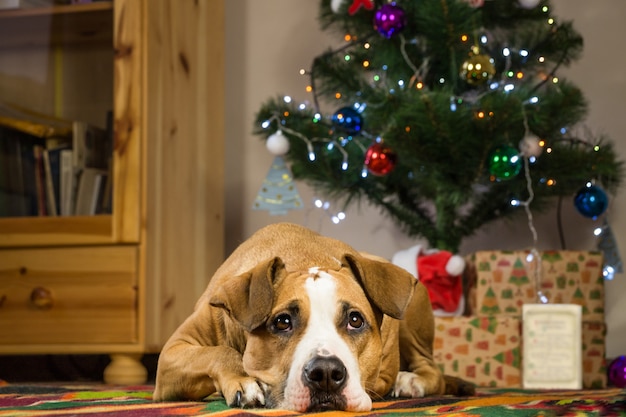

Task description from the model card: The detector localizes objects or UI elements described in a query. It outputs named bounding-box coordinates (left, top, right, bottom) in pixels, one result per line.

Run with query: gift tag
left=522, top=304, right=582, bottom=389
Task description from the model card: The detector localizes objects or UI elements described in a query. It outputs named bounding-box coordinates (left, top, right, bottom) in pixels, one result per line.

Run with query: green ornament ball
left=489, top=145, right=522, bottom=180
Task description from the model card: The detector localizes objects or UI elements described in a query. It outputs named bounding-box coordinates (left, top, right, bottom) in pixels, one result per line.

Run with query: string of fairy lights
left=257, top=0, right=621, bottom=283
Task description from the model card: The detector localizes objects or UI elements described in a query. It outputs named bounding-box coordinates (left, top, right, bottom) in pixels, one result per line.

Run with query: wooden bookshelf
left=0, top=0, right=225, bottom=384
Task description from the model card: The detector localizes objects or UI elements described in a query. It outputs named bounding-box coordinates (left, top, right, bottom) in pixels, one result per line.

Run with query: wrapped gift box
left=471, top=251, right=604, bottom=320
left=582, top=321, right=607, bottom=388
left=434, top=316, right=522, bottom=387
left=433, top=316, right=606, bottom=389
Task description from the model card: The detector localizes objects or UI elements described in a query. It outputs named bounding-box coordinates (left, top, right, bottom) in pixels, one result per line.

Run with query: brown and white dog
left=154, top=223, right=473, bottom=412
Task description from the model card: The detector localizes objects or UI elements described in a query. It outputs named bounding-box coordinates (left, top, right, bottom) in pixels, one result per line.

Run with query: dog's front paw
left=391, top=371, right=426, bottom=398
left=222, top=378, right=267, bottom=408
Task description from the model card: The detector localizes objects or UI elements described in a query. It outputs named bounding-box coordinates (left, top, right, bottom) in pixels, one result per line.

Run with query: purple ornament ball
left=373, top=3, right=406, bottom=38
left=608, top=356, right=626, bottom=388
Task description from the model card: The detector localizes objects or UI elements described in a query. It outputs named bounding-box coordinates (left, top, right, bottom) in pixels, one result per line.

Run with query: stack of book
left=0, top=103, right=112, bottom=217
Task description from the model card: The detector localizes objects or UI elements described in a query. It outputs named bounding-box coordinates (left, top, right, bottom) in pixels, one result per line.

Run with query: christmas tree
left=254, top=0, right=623, bottom=253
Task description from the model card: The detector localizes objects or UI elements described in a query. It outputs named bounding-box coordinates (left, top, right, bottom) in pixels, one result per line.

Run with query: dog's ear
left=342, top=253, right=417, bottom=320
left=209, top=257, right=284, bottom=332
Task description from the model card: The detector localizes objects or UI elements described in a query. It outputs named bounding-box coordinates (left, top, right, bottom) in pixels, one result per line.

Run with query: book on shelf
left=74, top=167, right=107, bottom=216
left=59, top=148, right=74, bottom=216
left=32, top=144, right=47, bottom=216
left=0, top=104, right=112, bottom=218
left=41, top=144, right=70, bottom=217
left=0, top=131, right=29, bottom=216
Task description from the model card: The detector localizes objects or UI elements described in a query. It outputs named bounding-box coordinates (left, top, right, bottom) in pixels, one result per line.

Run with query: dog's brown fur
left=154, top=223, right=473, bottom=411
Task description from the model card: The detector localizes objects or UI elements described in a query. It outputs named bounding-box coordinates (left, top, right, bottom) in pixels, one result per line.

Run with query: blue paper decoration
left=253, top=156, right=303, bottom=215
left=598, top=218, right=623, bottom=275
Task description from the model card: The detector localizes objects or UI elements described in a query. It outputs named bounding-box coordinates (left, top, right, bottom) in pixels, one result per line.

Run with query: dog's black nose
left=303, top=356, right=347, bottom=392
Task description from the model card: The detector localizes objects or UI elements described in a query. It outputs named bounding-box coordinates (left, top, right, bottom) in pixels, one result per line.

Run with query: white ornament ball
left=518, top=0, right=541, bottom=9
left=519, top=133, right=543, bottom=158
left=266, top=130, right=290, bottom=155
left=330, top=0, right=345, bottom=13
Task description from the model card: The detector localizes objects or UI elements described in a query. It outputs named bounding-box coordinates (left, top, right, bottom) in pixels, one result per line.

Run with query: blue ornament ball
left=332, top=106, right=363, bottom=134
left=373, top=3, right=406, bottom=38
left=574, top=183, right=608, bottom=219
left=608, top=356, right=626, bottom=388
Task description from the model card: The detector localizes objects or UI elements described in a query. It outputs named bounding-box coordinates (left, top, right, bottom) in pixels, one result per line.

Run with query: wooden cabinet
left=0, top=0, right=224, bottom=383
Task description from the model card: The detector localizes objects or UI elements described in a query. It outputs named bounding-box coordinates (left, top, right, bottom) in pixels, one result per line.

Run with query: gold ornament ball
left=461, top=53, right=496, bottom=85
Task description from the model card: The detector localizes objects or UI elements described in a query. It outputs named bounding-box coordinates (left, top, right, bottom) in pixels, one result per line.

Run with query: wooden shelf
left=0, top=2, right=113, bottom=49
left=0, top=215, right=115, bottom=246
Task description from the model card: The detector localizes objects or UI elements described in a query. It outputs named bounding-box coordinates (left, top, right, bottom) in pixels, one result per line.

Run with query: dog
left=154, top=222, right=474, bottom=412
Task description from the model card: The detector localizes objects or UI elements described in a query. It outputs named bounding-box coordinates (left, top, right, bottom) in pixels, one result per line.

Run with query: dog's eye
left=348, top=311, right=364, bottom=329
left=273, top=314, right=293, bottom=332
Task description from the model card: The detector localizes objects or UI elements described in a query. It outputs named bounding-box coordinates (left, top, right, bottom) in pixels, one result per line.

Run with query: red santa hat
left=392, top=245, right=465, bottom=316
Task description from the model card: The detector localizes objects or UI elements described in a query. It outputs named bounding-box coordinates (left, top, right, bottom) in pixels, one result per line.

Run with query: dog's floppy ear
left=342, top=253, right=417, bottom=320
left=209, top=257, right=284, bottom=331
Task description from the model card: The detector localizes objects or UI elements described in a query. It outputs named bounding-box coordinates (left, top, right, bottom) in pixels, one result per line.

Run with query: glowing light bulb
left=603, top=265, right=615, bottom=280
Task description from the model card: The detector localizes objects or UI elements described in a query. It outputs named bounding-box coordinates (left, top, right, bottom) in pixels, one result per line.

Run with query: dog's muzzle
left=303, top=356, right=348, bottom=411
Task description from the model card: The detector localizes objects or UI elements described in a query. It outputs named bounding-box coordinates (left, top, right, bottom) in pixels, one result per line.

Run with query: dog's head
left=209, top=253, right=417, bottom=412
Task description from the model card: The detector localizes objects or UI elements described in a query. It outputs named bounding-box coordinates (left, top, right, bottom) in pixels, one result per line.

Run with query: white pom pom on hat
left=445, top=254, right=466, bottom=276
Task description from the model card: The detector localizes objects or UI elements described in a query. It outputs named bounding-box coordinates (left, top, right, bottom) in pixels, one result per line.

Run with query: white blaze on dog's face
left=241, top=266, right=384, bottom=412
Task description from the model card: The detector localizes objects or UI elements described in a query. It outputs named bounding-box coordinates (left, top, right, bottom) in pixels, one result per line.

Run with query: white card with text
left=522, top=304, right=582, bottom=389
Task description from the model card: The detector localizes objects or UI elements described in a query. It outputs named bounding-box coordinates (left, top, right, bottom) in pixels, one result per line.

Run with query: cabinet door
left=0, top=1, right=142, bottom=247
left=0, top=246, right=138, bottom=351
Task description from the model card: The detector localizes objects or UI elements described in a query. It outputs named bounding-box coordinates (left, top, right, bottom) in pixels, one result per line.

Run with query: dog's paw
left=391, top=371, right=426, bottom=398
left=223, top=378, right=267, bottom=408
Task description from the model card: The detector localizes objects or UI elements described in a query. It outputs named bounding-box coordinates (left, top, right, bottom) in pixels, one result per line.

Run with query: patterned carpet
left=0, top=382, right=624, bottom=416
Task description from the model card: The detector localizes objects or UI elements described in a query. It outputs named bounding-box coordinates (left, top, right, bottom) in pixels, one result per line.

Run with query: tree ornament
left=488, top=145, right=522, bottom=180
left=519, top=133, right=543, bottom=158
left=373, top=3, right=407, bottom=39
left=608, top=356, right=626, bottom=388
left=574, top=182, right=608, bottom=219
left=460, top=46, right=496, bottom=86
left=462, top=0, right=485, bottom=7
left=330, top=0, right=344, bottom=13
left=253, top=156, right=303, bottom=215
left=266, top=130, right=290, bottom=155
left=364, top=141, right=397, bottom=176
left=348, top=0, right=374, bottom=15
left=518, top=0, right=541, bottom=9
left=332, top=106, right=363, bottom=134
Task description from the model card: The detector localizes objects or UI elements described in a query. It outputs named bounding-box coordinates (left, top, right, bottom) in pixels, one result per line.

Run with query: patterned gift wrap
left=471, top=251, right=604, bottom=320
left=582, top=321, right=607, bottom=389
left=434, top=316, right=522, bottom=388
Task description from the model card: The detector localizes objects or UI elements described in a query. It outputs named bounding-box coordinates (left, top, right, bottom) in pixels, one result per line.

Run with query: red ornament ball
left=364, top=142, right=397, bottom=176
